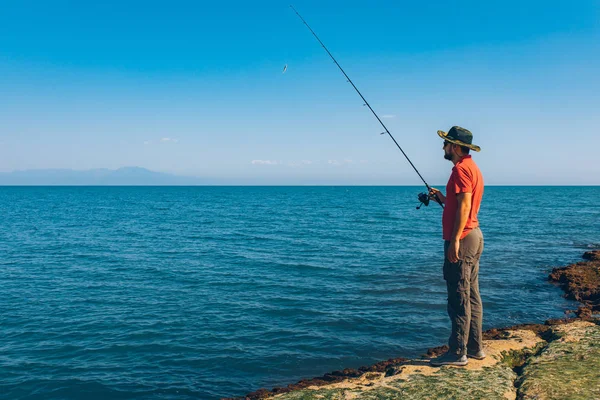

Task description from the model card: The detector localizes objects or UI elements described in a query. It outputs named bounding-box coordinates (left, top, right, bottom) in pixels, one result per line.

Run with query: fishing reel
left=416, top=192, right=430, bottom=210
left=417, top=192, right=444, bottom=210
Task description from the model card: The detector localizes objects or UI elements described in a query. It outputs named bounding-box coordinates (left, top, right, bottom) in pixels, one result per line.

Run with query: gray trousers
left=443, top=227, right=484, bottom=356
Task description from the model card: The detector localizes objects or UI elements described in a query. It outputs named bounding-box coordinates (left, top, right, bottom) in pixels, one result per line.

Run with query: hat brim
left=437, top=130, right=481, bottom=152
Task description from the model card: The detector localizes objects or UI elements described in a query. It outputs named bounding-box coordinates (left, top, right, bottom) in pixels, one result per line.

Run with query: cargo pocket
left=444, top=260, right=471, bottom=292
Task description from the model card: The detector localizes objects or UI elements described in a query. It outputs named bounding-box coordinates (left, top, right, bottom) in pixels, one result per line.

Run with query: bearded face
left=443, top=142, right=453, bottom=161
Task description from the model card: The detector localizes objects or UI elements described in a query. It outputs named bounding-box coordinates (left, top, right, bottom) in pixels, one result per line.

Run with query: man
left=429, top=126, right=485, bottom=367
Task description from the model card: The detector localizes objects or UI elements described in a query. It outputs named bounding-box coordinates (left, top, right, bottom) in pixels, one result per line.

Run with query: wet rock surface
left=231, top=251, right=600, bottom=400
left=549, top=250, right=600, bottom=317
left=583, top=250, right=600, bottom=261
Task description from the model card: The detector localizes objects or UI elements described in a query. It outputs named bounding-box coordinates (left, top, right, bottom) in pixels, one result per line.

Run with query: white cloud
left=288, top=160, right=314, bottom=167
left=145, top=138, right=179, bottom=145
left=328, top=159, right=353, bottom=166
left=251, top=160, right=280, bottom=165
left=381, top=114, right=396, bottom=119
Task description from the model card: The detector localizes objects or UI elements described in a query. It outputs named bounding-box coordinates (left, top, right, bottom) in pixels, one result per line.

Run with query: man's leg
left=443, top=240, right=472, bottom=356
left=467, top=228, right=484, bottom=356
left=432, top=241, right=473, bottom=366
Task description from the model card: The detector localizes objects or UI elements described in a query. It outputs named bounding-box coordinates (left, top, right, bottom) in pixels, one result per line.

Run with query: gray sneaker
left=467, top=350, right=486, bottom=360
left=430, top=352, right=468, bottom=367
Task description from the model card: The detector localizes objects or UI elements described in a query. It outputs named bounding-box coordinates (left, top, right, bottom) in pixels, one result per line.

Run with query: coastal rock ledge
left=229, top=251, right=600, bottom=400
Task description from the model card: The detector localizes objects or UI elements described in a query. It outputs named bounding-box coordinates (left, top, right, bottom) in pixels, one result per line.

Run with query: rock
left=423, top=345, right=449, bottom=358
left=269, top=329, right=543, bottom=399
left=517, top=321, right=600, bottom=400
left=549, top=255, right=600, bottom=316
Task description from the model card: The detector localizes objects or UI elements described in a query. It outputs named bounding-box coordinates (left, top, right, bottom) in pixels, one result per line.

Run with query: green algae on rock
left=272, top=367, right=519, bottom=400
left=517, top=321, right=600, bottom=400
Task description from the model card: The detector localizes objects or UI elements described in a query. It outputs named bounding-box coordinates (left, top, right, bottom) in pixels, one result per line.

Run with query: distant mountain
left=0, top=167, right=205, bottom=185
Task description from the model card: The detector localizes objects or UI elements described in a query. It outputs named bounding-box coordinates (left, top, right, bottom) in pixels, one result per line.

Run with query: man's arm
left=447, top=192, right=472, bottom=263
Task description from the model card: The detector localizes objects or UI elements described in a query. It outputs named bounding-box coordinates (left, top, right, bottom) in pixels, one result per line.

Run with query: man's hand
left=447, top=239, right=460, bottom=263
left=429, top=188, right=446, bottom=204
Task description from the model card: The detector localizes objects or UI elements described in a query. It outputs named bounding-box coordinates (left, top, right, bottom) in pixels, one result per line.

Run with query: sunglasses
left=443, top=140, right=452, bottom=147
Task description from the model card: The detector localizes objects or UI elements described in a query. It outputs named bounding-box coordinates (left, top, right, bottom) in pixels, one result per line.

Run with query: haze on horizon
left=1, top=1, right=599, bottom=185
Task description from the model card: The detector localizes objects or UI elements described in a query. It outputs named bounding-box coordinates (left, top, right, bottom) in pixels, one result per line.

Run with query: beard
left=444, top=152, right=453, bottom=161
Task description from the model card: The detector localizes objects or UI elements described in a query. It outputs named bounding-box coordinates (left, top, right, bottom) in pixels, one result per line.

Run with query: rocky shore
left=229, top=250, right=600, bottom=400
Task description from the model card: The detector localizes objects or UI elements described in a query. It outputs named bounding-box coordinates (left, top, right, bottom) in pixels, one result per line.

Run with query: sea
left=1, top=186, right=598, bottom=399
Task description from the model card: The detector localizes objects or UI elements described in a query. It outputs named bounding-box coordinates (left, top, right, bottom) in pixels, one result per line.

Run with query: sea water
left=0, top=186, right=598, bottom=399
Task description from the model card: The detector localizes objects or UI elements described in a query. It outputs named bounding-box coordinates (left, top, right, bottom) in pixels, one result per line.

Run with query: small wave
left=269, top=261, right=334, bottom=272
left=572, top=242, right=600, bottom=250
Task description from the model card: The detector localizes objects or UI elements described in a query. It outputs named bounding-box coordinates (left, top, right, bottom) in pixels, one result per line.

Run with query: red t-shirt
left=442, top=155, right=484, bottom=241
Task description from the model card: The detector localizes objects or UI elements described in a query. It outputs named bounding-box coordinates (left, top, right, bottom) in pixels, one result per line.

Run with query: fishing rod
left=290, top=5, right=443, bottom=209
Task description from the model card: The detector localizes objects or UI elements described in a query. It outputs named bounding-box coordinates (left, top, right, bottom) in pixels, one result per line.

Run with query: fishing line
left=290, top=5, right=443, bottom=209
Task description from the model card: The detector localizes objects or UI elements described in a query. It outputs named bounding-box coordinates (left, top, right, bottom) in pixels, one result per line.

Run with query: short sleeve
left=451, top=165, right=473, bottom=194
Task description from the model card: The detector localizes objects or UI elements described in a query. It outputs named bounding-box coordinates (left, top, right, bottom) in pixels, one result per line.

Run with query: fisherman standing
left=291, top=11, right=487, bottom=364
left=429, top=126, right=485, bottom=367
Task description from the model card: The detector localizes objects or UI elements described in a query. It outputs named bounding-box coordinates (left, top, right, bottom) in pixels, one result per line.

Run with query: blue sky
left=1, top=0, right=599, bottom=184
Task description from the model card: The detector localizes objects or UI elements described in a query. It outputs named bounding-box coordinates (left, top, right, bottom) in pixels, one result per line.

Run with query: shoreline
left=229, top=250, right=600, bottom=400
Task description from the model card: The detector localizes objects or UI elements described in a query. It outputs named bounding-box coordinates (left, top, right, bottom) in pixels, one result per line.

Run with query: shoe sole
left=430, top=361, right=468, bottom=367
left=467, top=355, right=486, bottom=360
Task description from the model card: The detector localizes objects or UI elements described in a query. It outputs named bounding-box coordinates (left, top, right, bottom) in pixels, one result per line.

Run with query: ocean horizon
left=1, top=186, right=598, bottom=399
